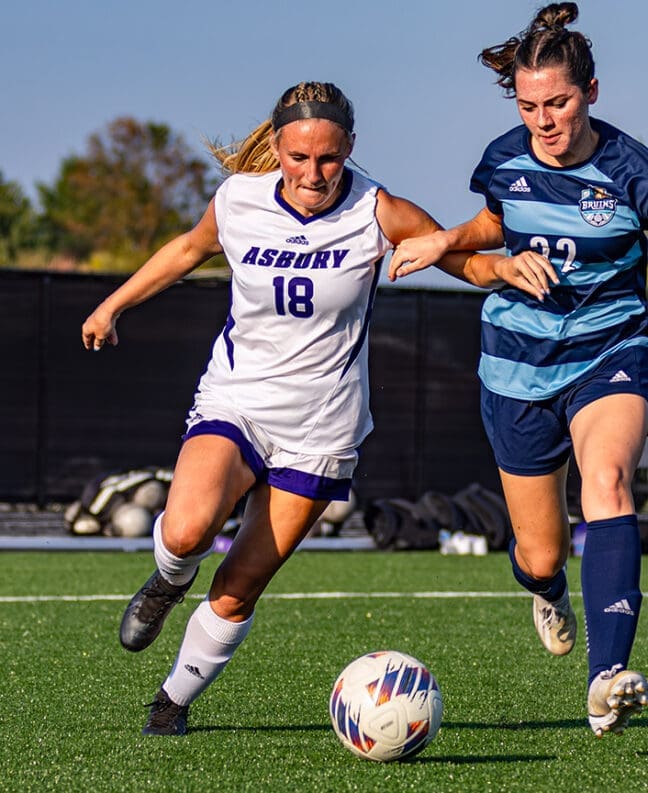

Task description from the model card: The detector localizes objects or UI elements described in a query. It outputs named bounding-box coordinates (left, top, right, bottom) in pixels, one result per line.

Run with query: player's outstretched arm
left=375, top=189, right=443, bottom=248
left=378, top=193, right=507, bottom=289
left=81, top=198, right=222, bottom=351
left=387, top=207, right=505, bottom=282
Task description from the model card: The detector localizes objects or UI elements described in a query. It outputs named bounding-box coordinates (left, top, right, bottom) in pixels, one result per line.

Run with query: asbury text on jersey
left=240, top=246, right=350, bottom=269
left=191, top=167, right=391, bottom=453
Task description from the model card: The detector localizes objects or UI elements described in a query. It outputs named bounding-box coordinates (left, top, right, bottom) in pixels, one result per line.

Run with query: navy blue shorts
left=481, top=345, right=648, bottom=476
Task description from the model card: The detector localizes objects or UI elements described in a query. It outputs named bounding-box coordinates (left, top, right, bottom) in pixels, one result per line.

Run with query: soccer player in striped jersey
left=81, top=82, right=530, bottom=736
left=389, top=3, right=648, bottom=736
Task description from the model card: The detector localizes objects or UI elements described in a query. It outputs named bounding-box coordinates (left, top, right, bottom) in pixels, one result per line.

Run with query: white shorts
left=184, top=403, right=357, bottom=501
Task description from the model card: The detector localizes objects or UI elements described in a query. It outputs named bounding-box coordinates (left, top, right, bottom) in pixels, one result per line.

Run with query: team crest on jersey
left=579, top=186, right=617, bottom=227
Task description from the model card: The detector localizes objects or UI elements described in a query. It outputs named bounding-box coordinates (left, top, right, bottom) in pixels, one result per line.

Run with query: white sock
left=153, top=512, right=213, bottom=586
left=163, top=599, right=254, bottom=706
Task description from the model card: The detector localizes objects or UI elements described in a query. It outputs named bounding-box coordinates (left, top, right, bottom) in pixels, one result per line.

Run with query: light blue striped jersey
left=471, top=118, right=648, bottom=399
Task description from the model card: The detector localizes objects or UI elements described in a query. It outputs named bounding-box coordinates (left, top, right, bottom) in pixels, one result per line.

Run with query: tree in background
left=0, top=173, right=41, bottom=265
left=37, top=117, right=222, bottom=272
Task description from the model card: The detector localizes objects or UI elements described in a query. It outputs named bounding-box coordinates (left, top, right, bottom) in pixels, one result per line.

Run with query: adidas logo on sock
left=609, top=369, right=632, bottom=383
left=184, top=664, right=205, bottom=679
left=286, top=234, right=309, bottom=245
left=509, top=176, right=531, bottom=193
left=604, top=599, right=635, bottom=616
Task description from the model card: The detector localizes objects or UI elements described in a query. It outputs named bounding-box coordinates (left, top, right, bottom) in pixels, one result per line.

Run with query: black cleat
left=142, top=689, right=189, bottom=736
left=120, top=568, right=198, bottom=652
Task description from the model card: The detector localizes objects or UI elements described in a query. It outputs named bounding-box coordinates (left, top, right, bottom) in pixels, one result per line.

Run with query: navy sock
left=508, top=538, right=567, bottom=601
left=581, top=514, right=642, bottom=685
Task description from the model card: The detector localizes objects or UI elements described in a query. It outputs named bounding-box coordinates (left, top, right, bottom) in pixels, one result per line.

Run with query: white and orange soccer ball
left=329, top=650, right=443, bottom=762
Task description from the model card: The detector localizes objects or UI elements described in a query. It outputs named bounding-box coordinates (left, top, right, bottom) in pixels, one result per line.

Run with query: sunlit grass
left=2, top=551, right=648, bottom=792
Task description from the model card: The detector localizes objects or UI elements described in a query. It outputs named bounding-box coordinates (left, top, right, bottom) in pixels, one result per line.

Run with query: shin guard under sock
left=163, top=600, right=254, bottom=706
left=153, top=512, right=214, bottom=586
left=581, top=514, right=642, bottom=684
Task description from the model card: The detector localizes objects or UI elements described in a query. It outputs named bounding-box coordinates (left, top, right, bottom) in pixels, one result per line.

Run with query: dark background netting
left=2, top=270, right=500, bottom=505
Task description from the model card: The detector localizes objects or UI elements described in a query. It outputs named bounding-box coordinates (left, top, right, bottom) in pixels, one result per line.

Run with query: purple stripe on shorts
left=183, top=420, right=265, bottom=478
left=268, top=467, right=351, bottom=501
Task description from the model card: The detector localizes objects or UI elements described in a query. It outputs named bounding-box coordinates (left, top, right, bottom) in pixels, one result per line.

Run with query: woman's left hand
left=388, top=231, right=451, bottom=281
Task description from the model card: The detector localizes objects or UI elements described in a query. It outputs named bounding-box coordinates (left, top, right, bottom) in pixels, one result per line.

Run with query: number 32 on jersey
left=530, top=236, right=577, bottom=274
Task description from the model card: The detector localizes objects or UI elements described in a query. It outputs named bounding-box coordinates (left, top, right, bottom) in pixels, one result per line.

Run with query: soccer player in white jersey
left=82, top=81, right=539, bottom=736
left=390, top=4, right=648, bottom=737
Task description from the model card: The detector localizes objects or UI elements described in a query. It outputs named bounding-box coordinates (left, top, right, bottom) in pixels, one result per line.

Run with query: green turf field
left=2, top=550, right=648, bottom=792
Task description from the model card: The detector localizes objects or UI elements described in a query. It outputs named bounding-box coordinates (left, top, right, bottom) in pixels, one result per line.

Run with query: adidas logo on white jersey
left=286, top=234, right=309, bottom=245
left=509, top=176, right=531, bottom=193
left=609, top=370, right=632, bottom=383
left=604, top=599, right=635, bottom=616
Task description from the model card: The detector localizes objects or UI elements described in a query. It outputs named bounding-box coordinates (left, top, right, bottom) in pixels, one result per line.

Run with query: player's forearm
left=434, top=250, right=505, bottom=288
left=440, top=208, right=504, bottom=252
left=464, top=252, right=507, bottom=288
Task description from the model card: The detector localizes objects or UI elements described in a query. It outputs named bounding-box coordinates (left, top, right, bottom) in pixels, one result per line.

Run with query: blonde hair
left=209, top=81, right=354, bottom=176
left=209, top=119, right=277, bottom=175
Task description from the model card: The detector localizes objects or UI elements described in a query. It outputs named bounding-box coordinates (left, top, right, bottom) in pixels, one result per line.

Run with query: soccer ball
left=110, top=502, right=153, bottom=538
left=329, top=650, right=443, bottom=762
left=131, top=479, right=168, bottom=512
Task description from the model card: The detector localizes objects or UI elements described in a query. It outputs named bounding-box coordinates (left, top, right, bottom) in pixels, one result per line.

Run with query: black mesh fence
left=2, top=270, right=499, bottom=505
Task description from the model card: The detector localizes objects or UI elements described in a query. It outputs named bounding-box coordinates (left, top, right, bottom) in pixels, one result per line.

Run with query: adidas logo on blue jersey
left=509, top=176, right=531, bottom=193
left=286, top=234, right=309, bottom=245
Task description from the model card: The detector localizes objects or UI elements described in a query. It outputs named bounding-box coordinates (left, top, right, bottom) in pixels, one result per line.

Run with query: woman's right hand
left=81, top=305, right=120, bottom=351
left=493, top=250, right=560, bottom=300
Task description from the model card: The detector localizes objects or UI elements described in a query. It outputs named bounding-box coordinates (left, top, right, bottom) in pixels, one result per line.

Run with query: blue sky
left=4, top=0, right=648, bottom=287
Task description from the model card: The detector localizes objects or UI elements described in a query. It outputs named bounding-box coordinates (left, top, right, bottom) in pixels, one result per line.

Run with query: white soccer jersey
left=189, top=168, right=391, bottom=455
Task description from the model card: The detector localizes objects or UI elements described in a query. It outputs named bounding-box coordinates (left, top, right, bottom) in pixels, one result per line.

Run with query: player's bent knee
left=582, top=466, right=630, bottom=513
left=524, top=556, right=566, bottom=581
left=161, top=519, right=214, bottom=557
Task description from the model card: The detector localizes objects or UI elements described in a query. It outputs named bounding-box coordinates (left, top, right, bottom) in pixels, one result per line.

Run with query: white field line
left=0, top=590, right=584, bottom=604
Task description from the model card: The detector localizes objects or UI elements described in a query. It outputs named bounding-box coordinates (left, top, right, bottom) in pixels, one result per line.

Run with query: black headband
left=272, top=101, right=354, bottom=133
